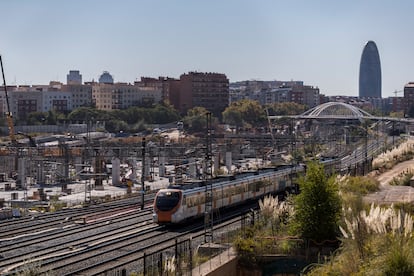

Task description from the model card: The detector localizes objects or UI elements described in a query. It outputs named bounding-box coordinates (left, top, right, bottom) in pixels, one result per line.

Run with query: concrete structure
left=359, top=41, right=382, bottom=98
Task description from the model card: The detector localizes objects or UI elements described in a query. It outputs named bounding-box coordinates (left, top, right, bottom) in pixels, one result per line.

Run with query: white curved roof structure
left=300, top=102, right=374, bottom=119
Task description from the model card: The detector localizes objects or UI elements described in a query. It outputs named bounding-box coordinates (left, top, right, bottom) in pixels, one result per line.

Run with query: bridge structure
left=268, top=101, right=414, bottom=124
left=266, top=102, right=414, bottom=175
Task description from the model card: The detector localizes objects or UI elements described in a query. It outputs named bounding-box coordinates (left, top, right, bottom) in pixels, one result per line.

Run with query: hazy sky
left=0, top=0, right=413, bottom=97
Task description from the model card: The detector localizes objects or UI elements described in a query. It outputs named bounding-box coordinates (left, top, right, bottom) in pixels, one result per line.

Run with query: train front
left=153, top=189, right=183, bottom=224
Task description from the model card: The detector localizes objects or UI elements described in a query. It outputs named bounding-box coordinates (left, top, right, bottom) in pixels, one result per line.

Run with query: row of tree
left=5, top=101, right=307, bottom=134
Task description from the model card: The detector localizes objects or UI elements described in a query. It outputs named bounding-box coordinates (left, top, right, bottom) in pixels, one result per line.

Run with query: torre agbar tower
left=359, top=40, right=382, bottom=98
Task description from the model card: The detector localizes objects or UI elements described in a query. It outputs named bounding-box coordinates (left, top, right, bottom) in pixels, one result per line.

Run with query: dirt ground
left=364, top=158, right=414, bottom=204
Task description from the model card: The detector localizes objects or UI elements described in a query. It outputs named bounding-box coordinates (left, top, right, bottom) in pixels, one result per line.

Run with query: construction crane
left=0, top=55, right=16, bottom=144
left=394, top=90, right=403, bottom=97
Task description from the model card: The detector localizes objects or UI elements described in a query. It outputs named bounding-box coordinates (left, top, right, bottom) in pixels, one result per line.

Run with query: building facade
left=62, top=84, right=93, bottom=109
left=67, top=70, right=82, bottom=85
left=171, top=72, right=229, bottom=115
left=92, top=82, right=162, bottom=111
left=135, top=76, right=177, bottom=104
left=230, top=80, right=319, bottom=108
left=404, top=82, right=414, bottom=115
left=359, top=41, right=382, bottom=98
left=98, top=71, right=114, bottom=84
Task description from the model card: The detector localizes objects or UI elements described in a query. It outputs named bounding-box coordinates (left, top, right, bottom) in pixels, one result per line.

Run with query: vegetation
left=305, top=152, right=414, bottom=274
left=338, top=175, right=380, bottom=195
left=182, top=106, right=218, bottom=133
left=266, top=102, right=307, bottom=116
left=390, top=169, right=414, bottom=186
left=222, top=99, right=267, bottom=130
left=308, top=203, right=414, bottom=275
left=234, top=161, right=343, bottom=268
left=372, top=139, right=414, bottom=170
left=290, top=162, right=342, bottom=243
left=12, top=103, right=180, bottom=134
left=231, top=156, right=414, bottom=275
left=234, top=194, right=297, bottom=266
left=3, top=99, right=309, bottom=137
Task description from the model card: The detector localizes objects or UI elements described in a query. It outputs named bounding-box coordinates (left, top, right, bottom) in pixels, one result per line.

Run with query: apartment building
left=92, top=82, right=162, bottom=111
left=135, top=76, right=177, bottom=104
left=170, top=72, right=229, bottom=115
left=291, top=84, right=320, bottom=108
left=230, top=80, right=319, bottom=108
left=404, top=82, right=414, bottom=115
left=62, top=84, right=92, bottom=109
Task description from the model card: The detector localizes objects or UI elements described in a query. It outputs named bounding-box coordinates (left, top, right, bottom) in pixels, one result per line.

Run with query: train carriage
left=153, top=165, right=303, bottom=224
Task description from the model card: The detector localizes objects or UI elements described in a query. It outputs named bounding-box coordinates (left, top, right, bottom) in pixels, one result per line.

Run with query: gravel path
left=364, top=158, right=414, bottom=204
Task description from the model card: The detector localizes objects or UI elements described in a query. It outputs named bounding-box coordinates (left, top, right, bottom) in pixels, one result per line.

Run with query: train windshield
left=156, top=191, right=181, bottom=211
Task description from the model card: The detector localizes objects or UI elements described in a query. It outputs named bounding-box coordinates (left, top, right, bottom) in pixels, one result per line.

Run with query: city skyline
left=1, top=1, right=414, bottom=97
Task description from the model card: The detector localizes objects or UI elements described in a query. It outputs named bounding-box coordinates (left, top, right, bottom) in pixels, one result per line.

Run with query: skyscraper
left=359, top=41, right=382, bottom=98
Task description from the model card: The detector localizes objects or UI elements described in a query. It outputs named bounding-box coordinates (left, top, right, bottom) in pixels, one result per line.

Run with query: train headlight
left=152, top=213, right=158, bottom=223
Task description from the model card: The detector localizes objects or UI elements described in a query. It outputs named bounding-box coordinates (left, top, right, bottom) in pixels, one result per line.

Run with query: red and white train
left=152, top=165, right=303, bottom=224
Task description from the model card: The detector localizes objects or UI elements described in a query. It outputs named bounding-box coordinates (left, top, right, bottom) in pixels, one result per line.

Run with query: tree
left=222, top=107, right=243, bottom=128
left=152, top=103, right=180, bottom=124
left=291, top=161, right=341, bottom=243
left=222, top=99, right=266, bottom=128
left=266, top=102, right=307, bottom=116
left=183, top=106, right=217, bottom=133
left=67, top=107, right=105, bottom=122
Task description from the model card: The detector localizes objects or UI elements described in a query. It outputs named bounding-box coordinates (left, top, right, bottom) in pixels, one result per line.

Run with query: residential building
left=291, top=84, right=320, bottom=108
left=171, top=72, right=229, bottom=115
left=230, top=80, right=319, bottom=108
left=62, top=84, right=93, bottom=109
left=135, top=76, right=177, bottom=104
left=92, top=82, right=162, bottom=111
left=388, top=97, right=405, bottom=113
left=404, top=82, right=414, bottom=115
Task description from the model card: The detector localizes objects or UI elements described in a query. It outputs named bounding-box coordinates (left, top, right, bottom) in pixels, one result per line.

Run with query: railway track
left=0, top=194, right=155, bottom=239
left=0, top=208, right=154, bottom=274
left=0, top=181, right=265, bottom=275
left=1, top=199, right=255, bottom=275
left=69, top=215, right=245, bottom=276
left=0, top=198, right=251, bottom=275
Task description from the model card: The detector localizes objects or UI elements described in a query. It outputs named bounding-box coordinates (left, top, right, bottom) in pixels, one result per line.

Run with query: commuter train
left=152, top=164, right=303, bottom=224
left=153, top=158, right=341, bottom=225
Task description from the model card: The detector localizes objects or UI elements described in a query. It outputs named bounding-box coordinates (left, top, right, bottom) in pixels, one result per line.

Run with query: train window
left=279, top=180, right=286, bottom=190
left=213, top=189, right=219, bottom=200
left=155, top=191, right=181, bottom=211
left=186, top=196, right=194, bottom=207
left=248, top=182, right=255, bottom=192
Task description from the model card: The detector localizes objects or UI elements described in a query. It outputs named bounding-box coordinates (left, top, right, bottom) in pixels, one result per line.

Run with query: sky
left=0, top=0, right=414, bottom=98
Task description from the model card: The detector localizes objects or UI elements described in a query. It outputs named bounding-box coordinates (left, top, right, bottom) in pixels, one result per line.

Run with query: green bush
left=339, top=176, right=380, bottom=195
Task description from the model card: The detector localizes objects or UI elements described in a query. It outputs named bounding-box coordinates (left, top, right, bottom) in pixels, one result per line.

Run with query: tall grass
left=372, top=139, right=414, bottom=170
